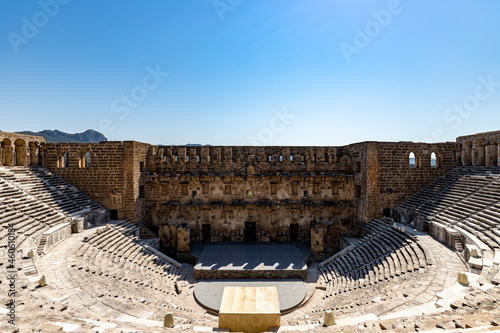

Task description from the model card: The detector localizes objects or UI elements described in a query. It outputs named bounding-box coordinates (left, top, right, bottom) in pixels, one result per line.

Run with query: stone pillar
left=498, top=143, right=500, bottom=167
left=461, top=145, right=466, bottom=166
left=485, top=143, right=491, bottom=166
left=201, top=146, right=209, bottom=164
left=464, top=141, right=472, bottom=166
left=485, top=141, right=493, bottom=166
left=29, top=143, right=36, bottom=166
left=2, top=143, right=13, bottom=166
left=311, top=227, right=324, bottom=253
left=223, top=147, right=232, bottom=169
left=487, top=138, right=497, bottom=166
left=178, top=147, right=186, bottom=164
left=177, top=227, right=190, bottom=253
left=474, top=140, right=485, bottom=166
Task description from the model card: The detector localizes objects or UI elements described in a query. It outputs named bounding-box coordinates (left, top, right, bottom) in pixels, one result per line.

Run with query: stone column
left=464, top=141, right=472, bottom=166
left=460, top=144, right=466, bottom=166
left=223, top=147, right=232, bottom=171
left=4, top=143, right=13, bottom=166
left=485, top=142, right=492, bottom=166
left=29, top=143, right=37, bottom=166
left=498, top=143, right=500, bottom=167
left=477, top=144, right=485, bottom=166
left=487, top=138, right=497, bottom=166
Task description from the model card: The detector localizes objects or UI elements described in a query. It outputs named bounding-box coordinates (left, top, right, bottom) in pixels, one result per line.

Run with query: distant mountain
left=16, top=129, right=108, bottom=143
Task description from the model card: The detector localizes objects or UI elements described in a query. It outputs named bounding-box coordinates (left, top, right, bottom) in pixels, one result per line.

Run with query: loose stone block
left=163, top=313, right=174, bottom=327
left=458, top=272, right=469, bottom=285
left=39, top=275, right=48, bottom=287
left=324, top=311, right=336, bottom=326
left=27, top=249, right=36, bottom=259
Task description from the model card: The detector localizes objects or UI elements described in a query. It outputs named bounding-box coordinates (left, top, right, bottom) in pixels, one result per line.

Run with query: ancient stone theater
left=1, top=129, right=500, bottom=332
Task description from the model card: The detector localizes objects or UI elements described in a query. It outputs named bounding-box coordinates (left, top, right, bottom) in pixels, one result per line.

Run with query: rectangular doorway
left=245, top=222, right=256, bottom=241
left=290, top=223, right=299, bottom=241
left=202, top=224, right=211, bottom=242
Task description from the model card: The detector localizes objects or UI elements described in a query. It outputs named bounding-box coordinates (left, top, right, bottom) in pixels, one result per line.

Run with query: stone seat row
left=0, top=166, right=101, bottom=216
left=399, top=167, right=499, bottom=214
left=320, top=220, right=427, bottom=299
left=0, top=179, right=70, bottom=248
left=413, top=179, right=491, bottom=217
left=312, top=272, right=426, bottom=318
left=73, top=222, right=183, bottom=303
left=427, top=180, right=500, bottom=224
left=30, top=166, right=101, bottom=210
left=399, top=168, right=475, bottom=211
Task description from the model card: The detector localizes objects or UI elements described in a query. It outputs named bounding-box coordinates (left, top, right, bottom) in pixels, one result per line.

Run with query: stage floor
left=194, top=279, right=306, bottom=313
left=193, top=244, right=308, bottom=279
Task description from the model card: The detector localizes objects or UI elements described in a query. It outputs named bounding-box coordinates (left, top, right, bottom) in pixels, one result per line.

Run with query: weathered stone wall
left=38, top=137, right=464, bottom=252
left=0, top=131, right=44, bottom=166
left=148, top=146, right=353, bottom=174
left=351, top=141, right=457, bottom=222
left=145, top=146, right=357, bottom=252
left=43, top=141, right=148, bottom=223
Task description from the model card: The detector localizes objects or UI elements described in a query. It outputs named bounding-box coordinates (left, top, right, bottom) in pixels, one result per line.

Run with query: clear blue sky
left=1, top=1, right=499, bottom=145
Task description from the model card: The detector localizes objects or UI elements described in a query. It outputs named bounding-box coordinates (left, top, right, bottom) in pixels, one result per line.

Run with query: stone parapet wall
left=147, top=145, right=354, bottom=174
left=457, top=130, right=500, bottom=167
left=0, top=131, right=45, bottom=166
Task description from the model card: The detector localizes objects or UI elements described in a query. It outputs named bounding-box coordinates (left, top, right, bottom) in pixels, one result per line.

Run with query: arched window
left=63, top=152, right=69, bottom=168
left=79, top=151, right=91, bottom=168
left=57, top=152, right=69, bottom=168
left=409, top=152, right=421, bottom=168
left=431, top=151, right=442, bottom=169
left=409, top=152, right=416, bottom=168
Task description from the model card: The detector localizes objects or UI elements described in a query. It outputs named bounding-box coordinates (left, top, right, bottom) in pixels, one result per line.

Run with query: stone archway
left=14, top=139, right=27, bottom=166
left=1, top=138, right=13, bottom=166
